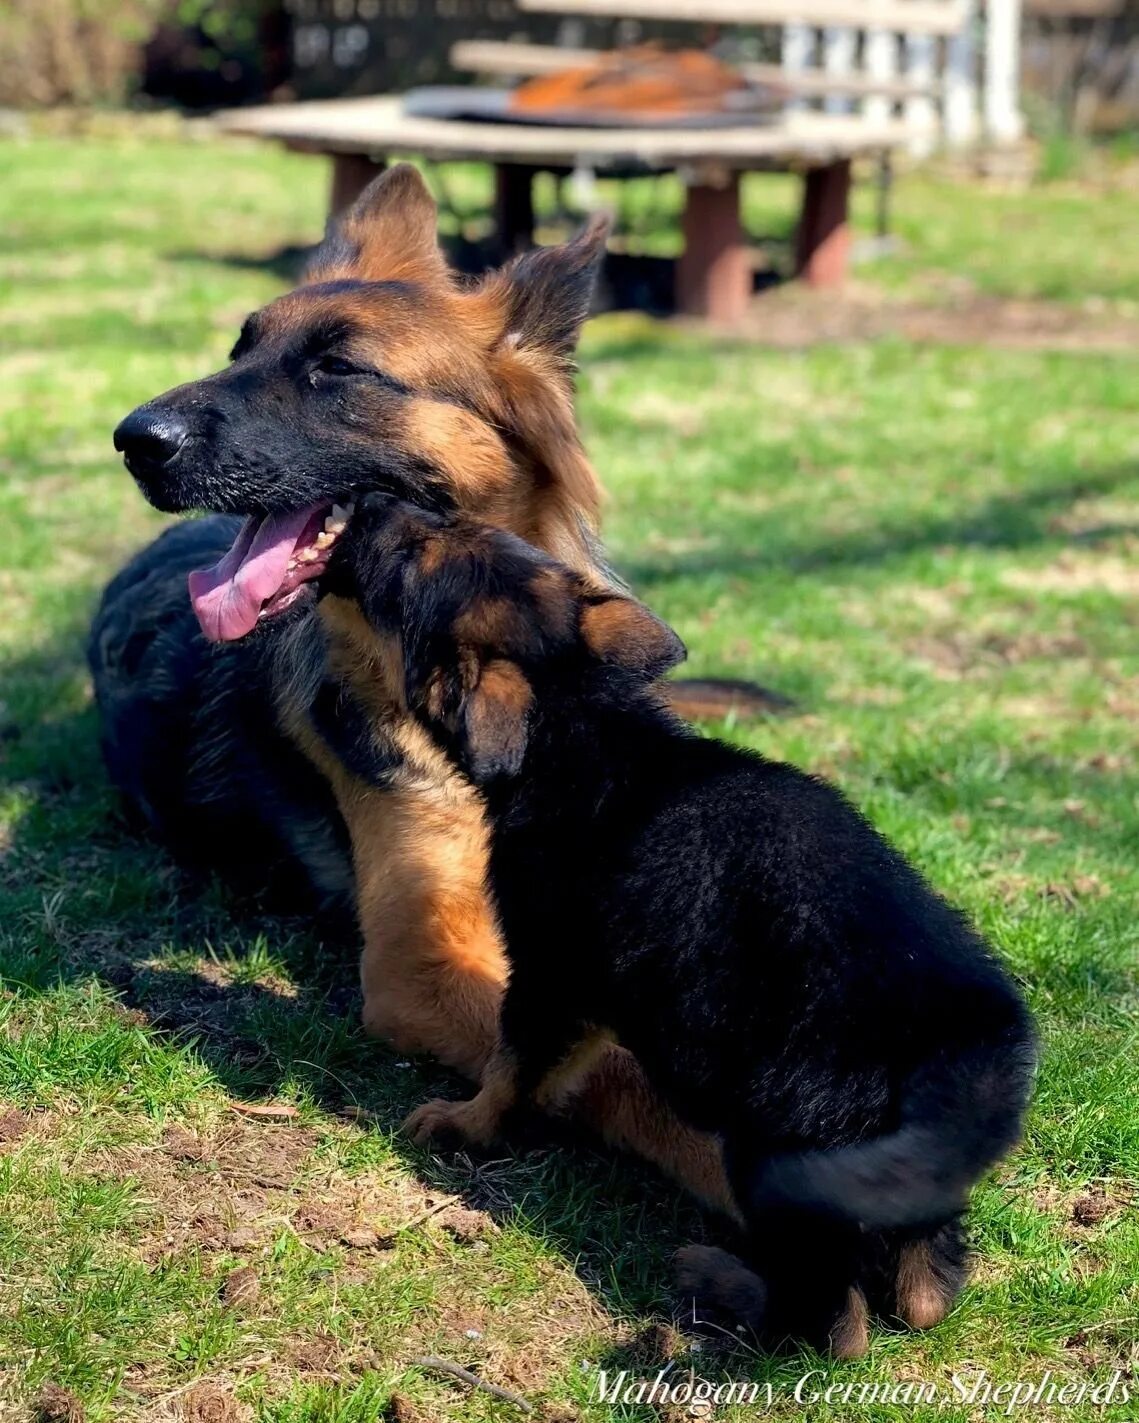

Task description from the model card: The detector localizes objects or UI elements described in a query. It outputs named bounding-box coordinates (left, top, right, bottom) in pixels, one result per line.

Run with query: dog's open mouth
left=188, top=501, right=354, bottom=643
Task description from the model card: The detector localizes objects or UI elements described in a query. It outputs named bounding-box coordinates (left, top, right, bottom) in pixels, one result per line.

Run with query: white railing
left=767, top=0, right=1022, bottom=148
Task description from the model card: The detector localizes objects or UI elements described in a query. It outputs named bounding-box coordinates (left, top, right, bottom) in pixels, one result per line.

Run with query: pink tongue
left=188, top=506, right=324, bottom=642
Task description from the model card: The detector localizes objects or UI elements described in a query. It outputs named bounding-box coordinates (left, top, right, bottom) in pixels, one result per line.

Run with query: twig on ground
left=411, top=1355, right=533, bottom=1412
left=228, top=1101, right=299, bottom=1120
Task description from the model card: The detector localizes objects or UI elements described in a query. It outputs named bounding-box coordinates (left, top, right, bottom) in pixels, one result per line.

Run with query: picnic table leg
left=494, top=163, right=537, bottom=256
left=330, top=153, right=386, bottom=217
left=676, top=174, right=750, bottom=323
left=795, top=159, right=852, bottom=287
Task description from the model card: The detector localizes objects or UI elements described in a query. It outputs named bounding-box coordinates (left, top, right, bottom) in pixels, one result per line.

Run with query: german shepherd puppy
left=314, top=492, right=1037, bottom=1356
left=89, top=165, right=740, bottom=1214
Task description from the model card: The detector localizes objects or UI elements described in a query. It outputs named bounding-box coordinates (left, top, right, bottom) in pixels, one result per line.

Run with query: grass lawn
left=1, top=131, right=1137, bottom=1422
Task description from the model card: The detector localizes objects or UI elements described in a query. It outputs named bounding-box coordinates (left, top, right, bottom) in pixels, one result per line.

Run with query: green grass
left=1, top=129, right=1137, bottom=1421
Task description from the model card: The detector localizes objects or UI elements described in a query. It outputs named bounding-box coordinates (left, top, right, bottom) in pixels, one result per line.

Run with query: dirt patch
left=624, top=1320, right=687, bottom=1366
left=1043, top=875, right=1110, bottom=906
left=1078, top=752, right=1132, bottom=774
left=0, top=1107, right=29, bottom=1145
left=733, top=283, right=1139, bottom=354
left=15, top=1109, right=618, bottom=1414
left=286, top=1331, right=339, bottom=1375
left=292, top=1193, right=404, bottom=1253
left=385, top=1396, right=435, bottom=1423
left=176, top=1383, right=249, bottom=1423
left=987, top=872, right=1110, bottom=906
left=162, top=1120, right=315, bottom=1185
left=901, top=584, right=970, bottom=619
left=219, top=1266, right=261, bottom=1308
left=1048, top=497, right=1139, bottom=543
left=436, top=1205, right=495, bottom=1245
left=106, top=1119, right=321, bottom=1264
left=34, top=1384, right=85, bottom=1423
left=1070, top=1186, right=1129, bottom=1228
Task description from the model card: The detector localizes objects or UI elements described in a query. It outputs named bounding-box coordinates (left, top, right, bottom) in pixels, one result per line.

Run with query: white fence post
left=984, top=0, right=1025, bottom=142
left=823, top=26, right=856, bottom=113
left=783, top=20, right=814, bottom=112
left=903, top=31, right=937, bottom=152
left=944, top=0, right=979, bottom=145
left=862, top=28, right=899, bottom=124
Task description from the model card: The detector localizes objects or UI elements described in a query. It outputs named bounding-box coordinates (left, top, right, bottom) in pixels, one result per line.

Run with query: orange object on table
left=509, top=43, right=753, bottom=121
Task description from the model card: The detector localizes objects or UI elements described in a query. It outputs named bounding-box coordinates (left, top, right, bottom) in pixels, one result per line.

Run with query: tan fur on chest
left=285, top=595, right=507, bottom=1079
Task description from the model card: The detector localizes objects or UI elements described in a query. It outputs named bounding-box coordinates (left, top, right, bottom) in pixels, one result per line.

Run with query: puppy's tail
left=749, top=1042, right=1036, bottom=1230
left=665, top=677, right=795, bottom=722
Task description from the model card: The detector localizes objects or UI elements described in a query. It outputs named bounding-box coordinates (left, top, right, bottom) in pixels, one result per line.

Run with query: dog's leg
left=289, top=611, right=509, bottom=1083
left=407, top=1026, right=611, bottom=1149
left=406, top=1040, right=520, bottom=1148
left=895, top=1224, right=968, bottom=1330
left=348, top=776, right=507, bottom=1082
left=742, top=1201, right=869, bottom=1358
left=555, top=1045, right=742, bottom=1220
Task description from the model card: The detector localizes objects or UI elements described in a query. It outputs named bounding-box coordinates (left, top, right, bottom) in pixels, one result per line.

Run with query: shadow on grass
left=622, top=460, right=1139, bottom=591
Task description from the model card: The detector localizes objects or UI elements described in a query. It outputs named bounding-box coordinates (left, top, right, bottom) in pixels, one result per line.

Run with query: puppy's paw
left=404, top=1096, right=499, bottom=1149
left=673, top=1244, right=768, bottom=1331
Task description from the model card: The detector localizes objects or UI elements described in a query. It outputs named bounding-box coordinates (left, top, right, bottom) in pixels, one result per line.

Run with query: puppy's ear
left=460, top=658, right=534, bottom=783
left=580, top=595, right=686, bottom=680
left=305, top=164, right=447, bottom=284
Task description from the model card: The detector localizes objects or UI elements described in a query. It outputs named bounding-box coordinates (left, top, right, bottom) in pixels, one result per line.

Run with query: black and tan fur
left=90, top=165, right=753, bottom=1215
left=309, top=493, right=1037, bottom=1355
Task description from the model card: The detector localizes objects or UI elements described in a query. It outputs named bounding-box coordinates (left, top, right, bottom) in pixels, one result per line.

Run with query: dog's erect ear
left=460, top=658, right=534, bottom=783
left=487, top=216, right=610, bottom=358
left=580, top=595, right=687, bottom=680
left=305, top=164, right=447, bottom=284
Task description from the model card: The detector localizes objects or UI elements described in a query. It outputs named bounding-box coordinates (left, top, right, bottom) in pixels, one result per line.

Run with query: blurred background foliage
left=0, top=0, right=281, bottom=109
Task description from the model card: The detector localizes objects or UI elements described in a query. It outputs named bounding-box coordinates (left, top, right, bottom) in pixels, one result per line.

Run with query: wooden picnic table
left=218, top=94, right=912, bottom=321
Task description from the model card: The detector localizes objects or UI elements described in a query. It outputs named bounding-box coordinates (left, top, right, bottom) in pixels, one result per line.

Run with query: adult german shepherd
left=90, top=164, right=741, bottom=1213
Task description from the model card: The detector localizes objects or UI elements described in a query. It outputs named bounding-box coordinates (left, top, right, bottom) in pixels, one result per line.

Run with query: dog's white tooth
left=287, top=558, right=297, bottom=571
left=342, top=502, right=355, bottom=517
left=315, top=531, right=335, bottom=549
left=332, top=502, right=351, bottom=523
left=324, top=515, right=347, bottom=536
left=297, top=546, right=320, bottom=563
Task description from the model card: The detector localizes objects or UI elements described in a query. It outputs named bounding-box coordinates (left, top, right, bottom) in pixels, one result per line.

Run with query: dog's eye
left=316, top=354, right=362, bottom=378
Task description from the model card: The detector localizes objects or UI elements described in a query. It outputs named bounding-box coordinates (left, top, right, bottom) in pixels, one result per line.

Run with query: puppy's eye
left=316, top=354, right=363, bottom=377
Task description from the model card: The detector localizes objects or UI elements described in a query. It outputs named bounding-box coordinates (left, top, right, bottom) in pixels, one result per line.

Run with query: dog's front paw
left=404, top=1096, right=499, bottom=1149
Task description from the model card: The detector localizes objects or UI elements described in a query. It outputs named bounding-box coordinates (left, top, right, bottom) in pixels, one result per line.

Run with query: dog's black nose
left=113, top=407, right=189, bottom=468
